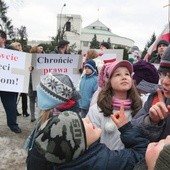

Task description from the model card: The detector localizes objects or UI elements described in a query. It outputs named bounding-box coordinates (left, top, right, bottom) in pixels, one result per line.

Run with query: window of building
left=83, top=41, right=89, bottom=47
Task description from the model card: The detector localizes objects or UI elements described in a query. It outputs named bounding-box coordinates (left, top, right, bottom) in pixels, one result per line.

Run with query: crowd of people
left=1, top=28, right=170, bottom=169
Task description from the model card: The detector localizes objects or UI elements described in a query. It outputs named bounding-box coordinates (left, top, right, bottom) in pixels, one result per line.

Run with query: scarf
left=112, top=97, right=132, bottom=110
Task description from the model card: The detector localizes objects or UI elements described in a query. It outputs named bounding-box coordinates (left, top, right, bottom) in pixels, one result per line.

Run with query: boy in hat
left=27, top=97, right=150, bottom=170
left=132, top=45, right=170, bottom=142
left=79, top=59, right=98, bottom=117
left=149, top=39, right=169, bottom=63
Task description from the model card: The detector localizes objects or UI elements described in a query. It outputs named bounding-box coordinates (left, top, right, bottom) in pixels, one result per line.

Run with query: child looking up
left=87, top=60, right=142, bottom=150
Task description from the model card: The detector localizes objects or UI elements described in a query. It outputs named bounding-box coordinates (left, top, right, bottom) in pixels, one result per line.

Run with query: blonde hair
left=39, top=110, right=51, bottom=125
left=30, top=46, right=42, bottom=53
left=86, top=49, right=98, bottom=60
left=10, top=42, right=22, bottom=51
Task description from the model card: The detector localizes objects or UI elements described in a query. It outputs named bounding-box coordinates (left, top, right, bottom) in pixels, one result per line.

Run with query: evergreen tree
left=141, top=32, right=156, bottom=59
left=90, top=34, right=100, bottom=49
left=0, top=0, right=14, bottom=38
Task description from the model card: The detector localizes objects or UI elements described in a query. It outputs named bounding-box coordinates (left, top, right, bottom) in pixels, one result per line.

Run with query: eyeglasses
left=158, top=72, right=170, bottom=79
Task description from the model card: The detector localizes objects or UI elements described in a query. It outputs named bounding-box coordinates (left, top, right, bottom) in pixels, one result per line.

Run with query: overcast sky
left=5, top=0, right=169, bottom=50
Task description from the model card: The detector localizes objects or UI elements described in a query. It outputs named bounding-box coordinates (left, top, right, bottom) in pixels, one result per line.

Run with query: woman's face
left=110, top=67, right=132, bottom=98
left=82, top=118, right=101, bottom=147
left=146, top=136, right=170, bottom=170
left=160, top=72, right=170, bottom=98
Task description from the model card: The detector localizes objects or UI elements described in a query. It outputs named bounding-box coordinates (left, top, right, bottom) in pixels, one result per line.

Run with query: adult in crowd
left=149, top=39, right=169, bottom=63
left=100, top=42, right=111, bottom=50
left=28, top=46, right=45, bottom=122
left=10, top=41, right=29, bottom=117
left=0, top=30, right=21, bottom=133
left=52, top=40, right=70, bottom=54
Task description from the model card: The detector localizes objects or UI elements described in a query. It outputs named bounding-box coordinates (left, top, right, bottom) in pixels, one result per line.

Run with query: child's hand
left=149, top=89, right=170, bottom=123
left=111, top=102, right=128, bottom=128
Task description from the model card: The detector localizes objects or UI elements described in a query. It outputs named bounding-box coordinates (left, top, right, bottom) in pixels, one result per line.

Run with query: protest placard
left=31, top=53, right=83, bottom=90
left=0, top=48, right=32, bottom=93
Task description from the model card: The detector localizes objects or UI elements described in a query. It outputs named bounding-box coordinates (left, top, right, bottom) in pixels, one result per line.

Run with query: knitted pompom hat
left=84, top=59, right=97, bottom=73
left=35, top=111, right=87, bottom=164
left=37, top=73, right=80, bottom=110
left=159, top=46, right=170, bottom=72
left=155, top=144, right=170, bottom=170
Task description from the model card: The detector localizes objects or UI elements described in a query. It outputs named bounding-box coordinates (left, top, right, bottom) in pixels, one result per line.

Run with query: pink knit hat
left=98, top=60, right=133, bottom=88
left=107, top=60, right=133, bottom=78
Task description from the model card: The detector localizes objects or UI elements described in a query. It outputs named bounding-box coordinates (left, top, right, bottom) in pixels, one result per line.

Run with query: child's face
left=85, top=67, right=93, bottom=75
left=110, top=67, right=132, bottom=97
left=145, top=136, right=170, bottom=170
left=159, top=72, right=170, bottom=98
left=82, top=118, right=101, bottom=147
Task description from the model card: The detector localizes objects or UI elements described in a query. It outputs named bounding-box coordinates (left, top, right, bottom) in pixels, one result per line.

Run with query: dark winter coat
left=27, top=122, right=149, bottom=170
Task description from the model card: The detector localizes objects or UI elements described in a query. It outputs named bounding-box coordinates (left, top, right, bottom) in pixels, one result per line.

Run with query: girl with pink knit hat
left=86, top=60, right=142, bottom=150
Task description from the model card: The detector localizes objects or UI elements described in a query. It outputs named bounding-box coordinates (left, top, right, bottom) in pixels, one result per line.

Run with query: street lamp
left=59, top=3, right=66, bottom=40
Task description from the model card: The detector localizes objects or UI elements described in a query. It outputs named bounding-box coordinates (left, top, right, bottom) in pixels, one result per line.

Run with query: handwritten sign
left=31, top=54, right=83, bottom=90
left=0, top=48, right=32, bottom=93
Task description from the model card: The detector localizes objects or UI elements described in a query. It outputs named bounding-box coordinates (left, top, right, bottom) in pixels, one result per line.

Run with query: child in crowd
left=133, top=60, right=160, bottom=104
left=80, top=49, right=104, bottom=75
left=132, top=45, right=170, bottom=142
left=79, top=59, right=98, bottom=117
left=87, top=60, right=142, bottom=150
left=27, top=96, right=149, bottom=170
left=26, top=73, right=81, bottom=169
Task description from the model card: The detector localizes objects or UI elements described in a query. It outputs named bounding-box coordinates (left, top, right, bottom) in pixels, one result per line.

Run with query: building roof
left=82, top=19, right=133, bottom=42
left=84, top=19, right=110, bottom=31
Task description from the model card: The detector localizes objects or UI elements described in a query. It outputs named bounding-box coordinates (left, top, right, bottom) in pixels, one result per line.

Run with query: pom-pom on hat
left=35, top=111, right=87, bottom=164
left=84, top=59, right=97, bottom=73
left=133, top=60, right=159, bottom=85
left=98, top=63, right=112, bottom=88
left=37, top=73, right=80, bottom=110
left=159, top=46, right=170, bottom=72
left=133, top=61, right=159, bottom=93
left=107, top=60, right=133, bottom=78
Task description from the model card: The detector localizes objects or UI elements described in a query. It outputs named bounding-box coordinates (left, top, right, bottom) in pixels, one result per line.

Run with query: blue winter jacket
left=79, top=73, right=98, bottom=110
left=131, top=92, right=169, bottom=142
left=55, top=122, right=149, bottom=170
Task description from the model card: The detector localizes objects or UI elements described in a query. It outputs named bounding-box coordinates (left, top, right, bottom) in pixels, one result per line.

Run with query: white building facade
left=57, top=14, right=134, bottom=51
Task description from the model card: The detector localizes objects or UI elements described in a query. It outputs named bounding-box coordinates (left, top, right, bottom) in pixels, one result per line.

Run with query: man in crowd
left=0, top=30, right=21, bottom=133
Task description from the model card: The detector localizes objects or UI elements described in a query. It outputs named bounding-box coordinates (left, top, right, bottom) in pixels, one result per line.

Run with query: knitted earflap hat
left=155, top=144, right=170, bottom=170
left=159, top=46, right=170, bottom=72
left=107, top=60, right=133, bottom=78
left=84, top=59, right=97, bottom=73
left=35, top=111, right=87, bottom=164
left=37, top=73, right=80, bottom=110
